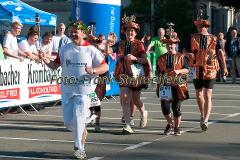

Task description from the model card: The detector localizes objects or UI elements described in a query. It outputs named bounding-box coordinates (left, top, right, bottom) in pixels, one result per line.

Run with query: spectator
left=141, top=34, right=151, bottom=50
left=146, top=27, right=167, bottom=58
left=37, top=32, right=56, bottom=61
left=3, top=21, right=26, bottom=61
left=106, top=32, right=117, bottom=60
left=52, top=23, right=66, bottom=54
left=96, top=34, right=106, bottom=54
left=0, top=43, right=4, bottom=60
left=216, top=32, right=227, bottom=82
left=18, top=27, right=40, bottom=61
left=225, top=28, right=240, bottom=84
left=59, top=26, right=72, bottom=49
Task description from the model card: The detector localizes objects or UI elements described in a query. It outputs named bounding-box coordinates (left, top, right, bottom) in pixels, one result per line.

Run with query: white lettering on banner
left=28, top=85, right=60, bottom=98
left=0, top=88, right=20, bottom=100
left=0, top=65, right=20, bottom=86
left=27, top=64, right=61, bottom=84
left=0, top=1, right=20, bottom=6
left=109, top=7, right=115, bottom=32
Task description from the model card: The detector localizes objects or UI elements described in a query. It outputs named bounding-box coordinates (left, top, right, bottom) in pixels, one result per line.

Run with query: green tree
left=217, top=0, right=240, bottom=11
left=123, top=0, right=196, bottom=49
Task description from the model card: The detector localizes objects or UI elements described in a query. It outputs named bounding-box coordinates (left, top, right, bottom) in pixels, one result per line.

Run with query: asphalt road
left=0, top=82, right=239, bottom=160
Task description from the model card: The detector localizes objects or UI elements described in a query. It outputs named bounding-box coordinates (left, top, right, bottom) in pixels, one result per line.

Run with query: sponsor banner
left=105, top=56, right=119, bottom=96
left=72, top=0, right=121, bottom=41
left=0, top=59, right=61, bottom=108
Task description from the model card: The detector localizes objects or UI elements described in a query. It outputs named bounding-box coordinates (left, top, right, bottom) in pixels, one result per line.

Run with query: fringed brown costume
left=157, top=53, right=189, bottom=100
left=114, top=39, right=150, bottom=89
left=188, top=33, right=219, bottom=80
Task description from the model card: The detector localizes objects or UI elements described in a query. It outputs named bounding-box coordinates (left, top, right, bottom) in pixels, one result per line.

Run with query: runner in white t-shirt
left=40, top=20, right=108, bottom=159
left=3, top=21, right=27, bottom=61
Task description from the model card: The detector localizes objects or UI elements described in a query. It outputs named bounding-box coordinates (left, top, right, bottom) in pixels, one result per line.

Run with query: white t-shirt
left=18, top=40, right=38, bottom=54
left=3, top=33, right=18, bottom=59
left=36, top=41, right=53, bottom=55
left=52, top=34, right=66, bottom=53
left=59, top=42, right=105, bottom=95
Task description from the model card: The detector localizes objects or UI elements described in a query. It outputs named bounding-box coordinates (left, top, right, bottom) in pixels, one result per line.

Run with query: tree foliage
left=217, top=0, right=240, bottom=10
left=122, top=0, right=196, bottom=48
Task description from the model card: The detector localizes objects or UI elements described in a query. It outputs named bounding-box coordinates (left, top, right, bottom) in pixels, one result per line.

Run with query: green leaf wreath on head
left=68, top=20, right=89, bottom=33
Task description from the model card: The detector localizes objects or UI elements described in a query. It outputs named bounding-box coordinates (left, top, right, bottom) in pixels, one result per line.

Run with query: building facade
left=195, top=0, right=236, bottom=35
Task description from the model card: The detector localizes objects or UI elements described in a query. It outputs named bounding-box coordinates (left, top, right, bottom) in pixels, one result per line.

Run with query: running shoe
left=122, top=125, right=134, bottom=134
left=130, top=117, right=135, bottom=126
left=174, top=127, right=181, bottom=136
left=164, top=124, right=172, bottom=135
left=95, top=124, right=101, bottom=132
left=201, top=122, right=208, bottom=131
left=73, top=150, right=86, bottom=159
left=121, top=116, right=125, bottom=124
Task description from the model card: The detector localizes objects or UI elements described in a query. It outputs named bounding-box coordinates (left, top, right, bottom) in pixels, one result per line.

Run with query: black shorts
left=193, top=79, right=215, bottom=89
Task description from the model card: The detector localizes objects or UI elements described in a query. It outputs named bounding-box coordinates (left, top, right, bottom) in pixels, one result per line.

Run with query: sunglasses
left=14, top=26, right=22, bottom=30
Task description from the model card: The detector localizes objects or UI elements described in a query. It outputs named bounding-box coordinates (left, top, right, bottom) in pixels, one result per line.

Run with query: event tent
left=0, top=0, right=57, bottom=26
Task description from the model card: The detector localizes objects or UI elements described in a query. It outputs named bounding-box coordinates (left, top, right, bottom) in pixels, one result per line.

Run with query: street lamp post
left=35, top=13, right=40, bottom=36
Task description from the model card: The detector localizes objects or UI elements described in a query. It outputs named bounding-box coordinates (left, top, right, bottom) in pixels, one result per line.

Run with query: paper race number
left=188, top=67, right=196, bottom=80
left=87, top=92, right=101, bottom=107
left=131, top=63, right=145, bottom=78
left=159, top=86, right=173, bottom=100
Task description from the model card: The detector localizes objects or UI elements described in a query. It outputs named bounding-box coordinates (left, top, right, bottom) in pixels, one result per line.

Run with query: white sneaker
left=73, top=150, right=86, bottom=159
left=130, top=118, right=135, bottom=126
left=140, top=110, right=148, bottom=128
left=87, top=114, right=97, bottom=125
left=122, top=125, right=134, bottom=134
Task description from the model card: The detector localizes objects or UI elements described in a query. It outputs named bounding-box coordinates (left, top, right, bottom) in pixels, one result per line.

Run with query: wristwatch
left=93, top=68, right=96, bottom=74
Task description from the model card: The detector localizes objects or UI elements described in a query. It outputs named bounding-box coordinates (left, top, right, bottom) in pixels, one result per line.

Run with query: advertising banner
left=0, top=59, right=61, bottom=108
left=72, top=0, right=121, bottom=40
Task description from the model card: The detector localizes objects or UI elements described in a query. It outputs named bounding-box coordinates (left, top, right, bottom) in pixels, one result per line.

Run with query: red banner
left=28, top=85, right=60, bottom=98
left=0, top=88, right=20, bottom=100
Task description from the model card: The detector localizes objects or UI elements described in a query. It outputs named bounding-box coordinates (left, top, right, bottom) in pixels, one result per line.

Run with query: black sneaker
left=121, top=116, right=125, bottom=124
left=164, top=124, right=172, bottom=135
left=174, top=127, right=181, bottom=136
left=201, top=122, right=208, bottom=131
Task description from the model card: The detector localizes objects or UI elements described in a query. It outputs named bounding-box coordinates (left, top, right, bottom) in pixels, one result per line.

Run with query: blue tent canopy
left=0, top=0, right=57, bottom=26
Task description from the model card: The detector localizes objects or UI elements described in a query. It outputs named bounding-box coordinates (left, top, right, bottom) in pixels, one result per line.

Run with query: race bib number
left=131, top=63, right=145, bottom=78
left=188, top=67, right=196, bottom=80
left=87, top=92, right=101, bottom=107
left=159, top=86, right=173, bottom=100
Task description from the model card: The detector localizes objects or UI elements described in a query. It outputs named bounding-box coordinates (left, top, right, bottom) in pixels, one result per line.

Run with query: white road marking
left=0, top=136, right=133, bottom=146
left=94, top=112, right=240, bottom=160
left=144, top=88, right=240, bottom=92
left=102, top=101, right=240, bottom=108
left=124, top=142, right=152, bottom=150
left=0, top=155, right=69, bottom=160
left=88, top=157, right=104, bottom=160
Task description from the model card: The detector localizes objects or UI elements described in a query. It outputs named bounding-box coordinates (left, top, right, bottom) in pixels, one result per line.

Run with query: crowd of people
left=0, top=13, right=239, bottom=159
